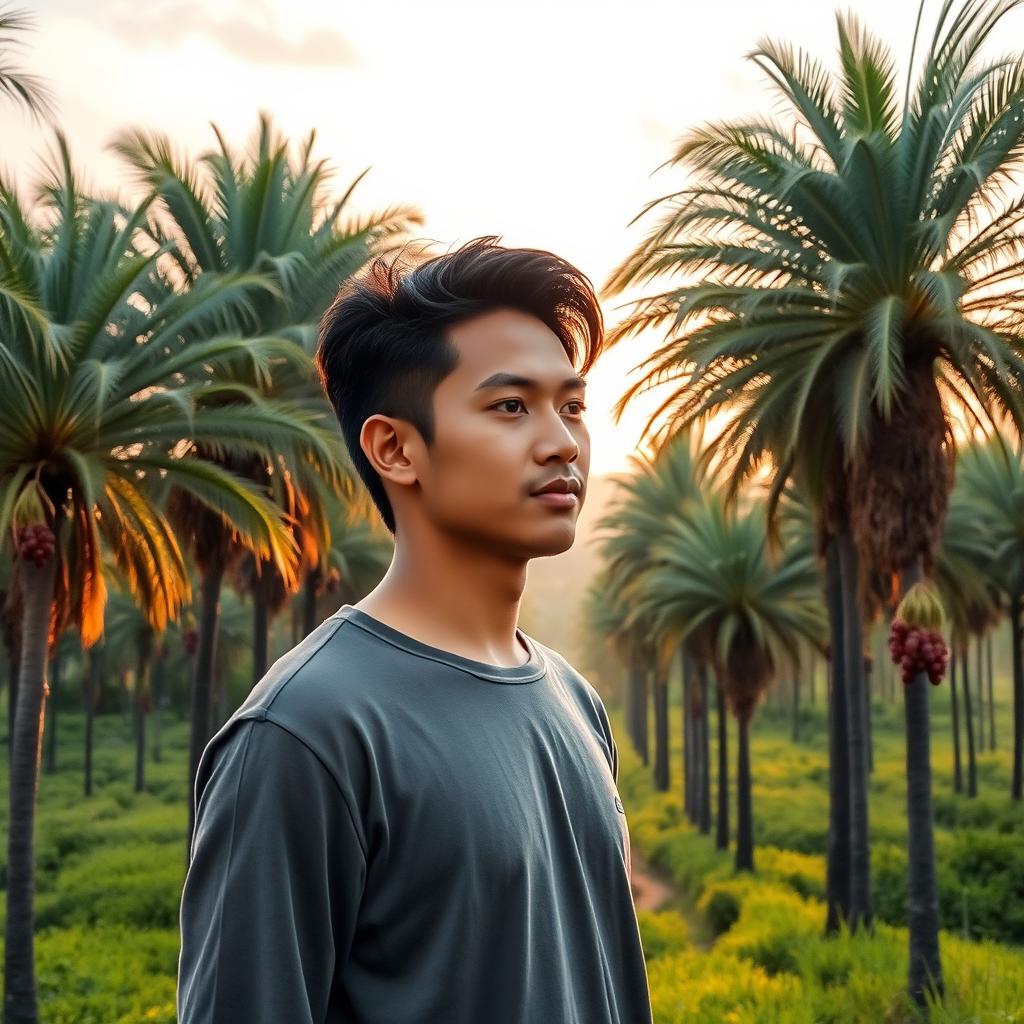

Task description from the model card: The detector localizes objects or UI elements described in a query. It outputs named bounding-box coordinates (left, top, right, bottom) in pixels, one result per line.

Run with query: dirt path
left=630, top=846, right=674, bottom=911
left=629, top=843, right=715, bottom=949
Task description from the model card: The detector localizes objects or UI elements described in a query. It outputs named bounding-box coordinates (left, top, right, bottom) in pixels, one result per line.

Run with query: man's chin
left=525, top=525, right=578, bottom=559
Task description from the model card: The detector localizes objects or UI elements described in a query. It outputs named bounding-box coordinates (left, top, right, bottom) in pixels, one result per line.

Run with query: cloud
left=107, top=1, right=359, bottom=68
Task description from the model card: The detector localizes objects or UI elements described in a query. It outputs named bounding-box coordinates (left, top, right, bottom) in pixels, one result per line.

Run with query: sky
left=12, top=0, right=1024, bottom=475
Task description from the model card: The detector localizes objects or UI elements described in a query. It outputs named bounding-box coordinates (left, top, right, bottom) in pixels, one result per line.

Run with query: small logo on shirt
left=614, top=796, right=625, bottom=814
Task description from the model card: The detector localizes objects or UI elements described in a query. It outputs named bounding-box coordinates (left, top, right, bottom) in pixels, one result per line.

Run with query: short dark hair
left=314, top=235, right=604, bottom=535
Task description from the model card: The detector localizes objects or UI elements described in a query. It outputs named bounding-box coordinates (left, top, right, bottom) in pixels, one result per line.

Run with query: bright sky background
left=12, top=0, right=1024, bottom=475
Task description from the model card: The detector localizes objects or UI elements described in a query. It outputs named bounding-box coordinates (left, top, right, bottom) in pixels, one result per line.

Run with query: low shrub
left=637, top=909, right=690, bottom=960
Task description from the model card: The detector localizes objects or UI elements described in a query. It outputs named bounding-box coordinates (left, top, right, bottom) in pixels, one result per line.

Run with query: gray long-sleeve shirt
left=177, top=603, right=653, bottom=1024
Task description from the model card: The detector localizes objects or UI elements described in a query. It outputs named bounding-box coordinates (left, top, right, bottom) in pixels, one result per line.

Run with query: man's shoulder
left=212, top=611, right=387, bottom=748
left=193, top=613, right=376, bottom=805
left=527, top=635, right=608, bottom=714
left=526, top=633, right=617, bottom=776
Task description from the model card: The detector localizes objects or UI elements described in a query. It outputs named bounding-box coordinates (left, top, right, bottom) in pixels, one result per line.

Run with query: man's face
left=412, top=307, right=590, bottom=559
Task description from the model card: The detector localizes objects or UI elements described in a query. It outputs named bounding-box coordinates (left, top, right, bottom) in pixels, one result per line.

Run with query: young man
left=177, top=236, right=653, bottom=1023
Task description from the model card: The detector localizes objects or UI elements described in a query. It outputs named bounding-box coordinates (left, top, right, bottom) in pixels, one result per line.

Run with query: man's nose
left=537, top=409, right=582, bottom=463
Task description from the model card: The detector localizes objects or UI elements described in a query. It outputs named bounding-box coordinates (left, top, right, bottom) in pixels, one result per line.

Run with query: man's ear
left=359, top=414, right=420, bottom=488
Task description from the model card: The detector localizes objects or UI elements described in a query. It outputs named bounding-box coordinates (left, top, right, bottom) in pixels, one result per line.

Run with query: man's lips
left=530, top=475, right=583, bottom=497
left=531, top=491, right=579, bottom=508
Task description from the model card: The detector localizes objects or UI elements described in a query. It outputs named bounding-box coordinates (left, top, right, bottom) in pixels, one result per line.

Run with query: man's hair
left=314, top=235, right=604, bottom=535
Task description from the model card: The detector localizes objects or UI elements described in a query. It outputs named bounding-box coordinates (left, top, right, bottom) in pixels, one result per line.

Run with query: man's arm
left=177, top=717, right=366, bottom=1023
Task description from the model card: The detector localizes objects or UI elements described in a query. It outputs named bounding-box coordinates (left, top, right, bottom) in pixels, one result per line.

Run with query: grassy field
left=0, top=680, right=1022, bottom=1022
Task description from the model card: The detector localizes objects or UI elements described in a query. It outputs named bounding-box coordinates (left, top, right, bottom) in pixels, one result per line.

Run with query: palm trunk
left=151, top=646, right=164, bottom=764
left=639, top=666, right=649, bottom=766
left=986, top=630, right=996, bottom=752
left=950, top=641, right=963, bottom=793
left=134, top=631, right=152, bottom=794
left=43, top=648, right=61, bottom=775
left=84, top=643, right=101, bottom=798
left=3, top=615, right=17, bottom=766
left=1012, top=594, right=1023, bottom=801
left=734, top=713, right=754, bottom=872
left=217, top=667, right=228, bottom=730
left=791, top=665, right=801, bottom=743
left=825, top=535, right=851, bottom=934
left=865, top=652, right=874, bottom=774
left=900, top=559, right=944, bottom=1007
left=838, top=530, right=871, bottom=931
left=653, top=666, right=669, bottom=792
left=627, top=659, right=648, bottom=765
left=6, top=655, right=18, bottom=770
left=715, top=668, right=729, bottom=850
left=119, top=671, right=130, bottom=728
left=187, top=561, right=225, bottom=855
left=302, top=566, right=321, bottom=638
left=626, top=659, right=638, bottom=752
left=4, top=544, right=59, bottom=1024
left=963, top=639, right=977, bottom=799
left=698, top=660, right=711, bottom=835
left=809, top=649, right=816, bottom=708
left=682, top=648, right=694, bottom=821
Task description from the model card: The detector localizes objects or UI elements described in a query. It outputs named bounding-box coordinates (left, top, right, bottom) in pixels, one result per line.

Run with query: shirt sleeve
left=177, top=716, right=367, bottom=1023
left=588, top=686, right=619, bottom=785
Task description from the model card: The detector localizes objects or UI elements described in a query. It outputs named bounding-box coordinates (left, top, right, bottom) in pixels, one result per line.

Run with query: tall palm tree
left=41, top=627, right=77, bottom=775
left=583, top=565, right=655, bottom=766
left=582, top=569, right=635, bottom=741
left=935, top=478, right=1000, bottom=797
left=207, top=584, right=252, bottom=730
left=103, top=587, right=164, bottom=793
left=109, top=115, right=418, bottom=821
left=955, top=433, right=1024, bottom=799
left=81, top=635, right=104, bottom=796
left=631, top=495, right=825, bottom=871
left=601, top=0, right=1024, bottom=1002
left=595, top=432, right=704, bottom=792
left=0, top=5, right=55, bottom=123
left=0, top=133, right=317, bottom=1024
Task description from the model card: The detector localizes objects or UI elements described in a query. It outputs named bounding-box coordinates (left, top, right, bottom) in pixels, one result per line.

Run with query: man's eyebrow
left=474, top=372, right=587, bottom=392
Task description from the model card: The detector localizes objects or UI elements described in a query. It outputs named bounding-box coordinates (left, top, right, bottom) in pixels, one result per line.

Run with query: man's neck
left=351, top=531, right=531, bottom=668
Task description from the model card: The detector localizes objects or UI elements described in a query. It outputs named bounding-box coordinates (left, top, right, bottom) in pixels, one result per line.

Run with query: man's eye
left=494, top=398, right=525, bottom=414
left=565, top=401, right=587, bottom=415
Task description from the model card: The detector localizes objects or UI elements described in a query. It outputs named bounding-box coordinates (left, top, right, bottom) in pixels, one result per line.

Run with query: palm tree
left=631, top=495, right=825, bottom=871
left=935, top=478, right=1001, bottom=798
left=595, top=433, right=704, bottom=792
left=102, top=590, right=150, bottom=790
left=109, top=115, right=418, bottom=821
left=207, top=584, right=252, bottom=730
left=41, top=628, right=77, bottom=774
left=0, top=5, right=55, bottom=123
left=582, top=570, right=634, bottom=739
left=82, top=635, right=104, bottom=797
left=0, top=133, right=316, bottom=1024
left=955, top=433, right=1024, bottom=799
left=583, top=566, right=656, bottom=767
left=601, top=0, right=1024, bottom=1002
